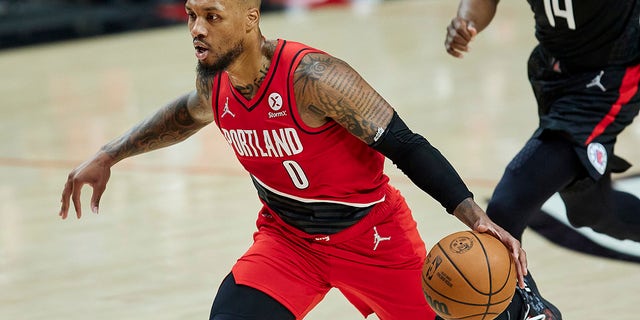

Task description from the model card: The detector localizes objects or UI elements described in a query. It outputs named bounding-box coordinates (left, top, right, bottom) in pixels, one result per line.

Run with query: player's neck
left=227, top=36, right=272, bottom=99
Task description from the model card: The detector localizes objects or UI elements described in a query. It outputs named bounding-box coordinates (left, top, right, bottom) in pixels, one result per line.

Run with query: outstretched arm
left=59, top=78, right=214, bottom=219
left=445, top=0, right=500, bottom=58
left=293, top=53, right=526, bottom=287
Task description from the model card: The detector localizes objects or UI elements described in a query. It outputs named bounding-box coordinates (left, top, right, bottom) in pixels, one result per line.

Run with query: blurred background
left=1, top=0, right=638, bottom=319
left=0, top=0, right=353, bottom=49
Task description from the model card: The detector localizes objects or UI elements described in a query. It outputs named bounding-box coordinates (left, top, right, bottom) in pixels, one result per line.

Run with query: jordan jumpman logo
left=373, top=226, right=391, bottom=251
left=586, top=70, right=606, bottom=92
left=221, top=97, right=235, bottom=118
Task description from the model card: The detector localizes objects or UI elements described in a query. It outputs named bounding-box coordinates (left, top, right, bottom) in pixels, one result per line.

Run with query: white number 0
left=543, top=0, right=576, bottom=30
left=283, top=160, right=309, bottom=189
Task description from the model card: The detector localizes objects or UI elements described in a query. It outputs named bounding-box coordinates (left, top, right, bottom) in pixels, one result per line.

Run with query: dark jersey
left=527, top=0, right=640, bottom=70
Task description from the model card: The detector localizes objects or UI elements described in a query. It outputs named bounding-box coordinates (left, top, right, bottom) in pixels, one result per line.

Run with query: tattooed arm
left=293, top=53, right=527, bottom=285
left=293, top=53, right=473, bottom=210
left=294, top=53, right=473, bottom=207
left=59, top=76, right=214, bottom=219
left=294, top=53, right=392, bottom=143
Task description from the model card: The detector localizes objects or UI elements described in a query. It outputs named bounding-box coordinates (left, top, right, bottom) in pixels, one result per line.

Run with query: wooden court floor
left=1, top=0, right=639, bottom=319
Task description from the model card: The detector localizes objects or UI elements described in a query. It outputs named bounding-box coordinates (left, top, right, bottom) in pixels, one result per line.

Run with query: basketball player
left=445, top=0, right=640, bottom=318
left=59, top=0, right=549, bottom=319
left=447, top=0, right=640, bottom=243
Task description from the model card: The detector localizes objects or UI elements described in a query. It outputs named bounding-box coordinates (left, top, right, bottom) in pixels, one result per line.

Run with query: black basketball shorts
left=527, top=45, right=640, bottom=180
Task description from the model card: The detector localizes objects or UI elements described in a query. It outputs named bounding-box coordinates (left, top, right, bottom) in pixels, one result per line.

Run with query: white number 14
left=543, top=0, right=576, bottom=30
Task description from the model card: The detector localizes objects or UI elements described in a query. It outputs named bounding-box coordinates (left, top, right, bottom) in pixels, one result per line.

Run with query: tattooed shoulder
left=293, top=52, right=358, bottom=119
left=296, top=53, right=346, bottom=81
left=293, top=52, right=392, bottom=144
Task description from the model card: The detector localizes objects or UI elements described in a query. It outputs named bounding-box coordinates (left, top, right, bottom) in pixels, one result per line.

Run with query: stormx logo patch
left=268, top=92, right=287, bottom=118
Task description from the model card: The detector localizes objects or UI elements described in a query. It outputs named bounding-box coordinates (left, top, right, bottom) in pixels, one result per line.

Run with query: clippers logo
left=587, top=142, right=607, bottom=175
left=449, top=236, right=474, bottom=254
left=268, top=92, right=287, bottom=118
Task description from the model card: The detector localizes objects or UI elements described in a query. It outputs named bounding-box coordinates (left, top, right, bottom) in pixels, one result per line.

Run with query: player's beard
left=197, top=41, right=244, bottom=81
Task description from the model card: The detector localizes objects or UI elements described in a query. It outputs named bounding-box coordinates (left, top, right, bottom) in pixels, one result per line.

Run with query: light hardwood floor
left=1, top=0, right=638, bottom=319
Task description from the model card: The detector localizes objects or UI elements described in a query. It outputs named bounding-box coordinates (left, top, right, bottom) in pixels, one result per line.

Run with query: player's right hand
left=59, top=151, right=113, bottom=219
left=445, top=17, right=477, bottom=58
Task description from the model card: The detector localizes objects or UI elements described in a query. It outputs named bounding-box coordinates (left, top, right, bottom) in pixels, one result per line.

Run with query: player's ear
left=246, top=7, right=260, bottom=31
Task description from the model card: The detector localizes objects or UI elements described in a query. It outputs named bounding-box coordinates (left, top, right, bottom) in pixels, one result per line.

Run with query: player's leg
left=337, top=263, right=435, bottom=320
left=214, top=206, right=331, bottom=319
left=560, top=171, right=640, bottom=241
left=329, top=186, right=436, bottom=320
left=525, top=47, right=640, bottom=244
left=485, top=135, right=571, bottom=319
left=486, top=134, right=583, bottom=240
left=209, top=273, right=295, bottom=320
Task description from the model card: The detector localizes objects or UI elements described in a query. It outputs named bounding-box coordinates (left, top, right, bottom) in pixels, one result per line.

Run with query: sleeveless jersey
left=527, top=0, right=640, bottom=70
left=211, top=39, right=389, bottom=230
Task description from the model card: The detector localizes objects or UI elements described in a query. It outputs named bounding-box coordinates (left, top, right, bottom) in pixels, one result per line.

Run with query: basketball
left=422, top=231, right=517, bottom=320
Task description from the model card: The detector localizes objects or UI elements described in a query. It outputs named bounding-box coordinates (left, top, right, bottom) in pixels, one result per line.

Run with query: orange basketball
left=422, top=231, right=517, bottom=320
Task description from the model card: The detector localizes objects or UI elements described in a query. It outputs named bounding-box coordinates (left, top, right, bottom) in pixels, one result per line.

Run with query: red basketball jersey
left=211, top=39, right=389, bottom=207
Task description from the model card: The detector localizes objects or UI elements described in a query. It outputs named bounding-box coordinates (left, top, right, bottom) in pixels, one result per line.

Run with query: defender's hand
left=445, top=17, right=477, bottom=58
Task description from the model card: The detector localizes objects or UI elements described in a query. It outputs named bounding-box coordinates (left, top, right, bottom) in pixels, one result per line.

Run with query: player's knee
left=486, top=193, right=522, bottom=220
left=561, top=178, right=604, bottom=227
left=209, top=273, right=295, bottom=320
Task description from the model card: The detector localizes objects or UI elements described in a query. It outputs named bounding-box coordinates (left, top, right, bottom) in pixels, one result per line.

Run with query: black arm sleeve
left=370, top=111, right=473, bottom=213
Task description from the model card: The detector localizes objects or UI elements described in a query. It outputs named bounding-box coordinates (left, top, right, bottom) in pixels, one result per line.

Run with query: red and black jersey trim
left=251, top=176, right=373, bottom=235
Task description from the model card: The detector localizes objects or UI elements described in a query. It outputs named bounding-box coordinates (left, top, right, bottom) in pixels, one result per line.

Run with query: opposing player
left=59, top=0, right=551, bottom=319
left=446, top=0, right=640, bottom=243
left=445, top=0, right=640, bottom=318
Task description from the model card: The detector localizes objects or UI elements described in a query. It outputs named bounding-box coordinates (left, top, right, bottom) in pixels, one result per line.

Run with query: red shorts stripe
left=585, top=64, right=640, bottom=145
